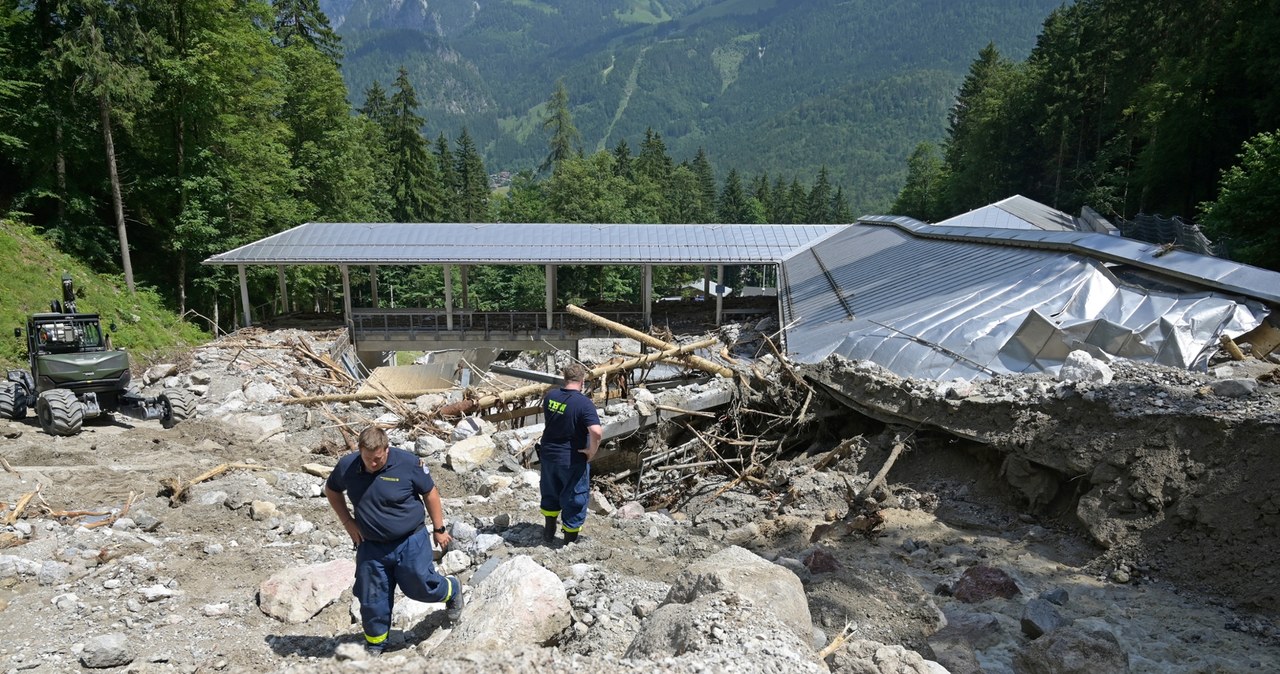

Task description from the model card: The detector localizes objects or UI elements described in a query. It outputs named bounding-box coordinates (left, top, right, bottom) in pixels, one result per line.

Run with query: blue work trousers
left=540, top=461, right=591, bottom=532
left=353, top=528, right=457, bottom=646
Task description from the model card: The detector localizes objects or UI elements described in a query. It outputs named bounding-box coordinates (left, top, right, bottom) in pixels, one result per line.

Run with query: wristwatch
left=433, top=525, right=446, bottom=534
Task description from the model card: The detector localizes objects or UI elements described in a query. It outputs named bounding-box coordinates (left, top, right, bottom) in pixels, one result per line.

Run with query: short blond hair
left=358, top=426, right=388, bottom=452
left=561, top=362, right=589, bottom=383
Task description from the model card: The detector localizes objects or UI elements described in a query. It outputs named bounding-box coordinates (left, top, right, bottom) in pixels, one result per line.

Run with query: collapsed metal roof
left=780, top=212, right=1277, bottom=380
left=203, top=222, right=847, bottom=265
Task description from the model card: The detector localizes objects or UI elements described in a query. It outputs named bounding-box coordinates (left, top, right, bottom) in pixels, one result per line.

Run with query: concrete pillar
left=443, top=264, right=454, bottom=331
left=715, top=264, right=725, bottom=326
left=369, top=265, right=379, bottom=308
left=545, top=264, right=555, bottom=330
left=703, top=266, right=711, bottom=300
left=276, top=265, right=288, bottom=314
left=642, top=264, right=653, bottom=329
left=461, top=265, right=470, bottom=310
left=340, top=265, right=352, bottom=329
left=238, top=264, right=252, bottom=327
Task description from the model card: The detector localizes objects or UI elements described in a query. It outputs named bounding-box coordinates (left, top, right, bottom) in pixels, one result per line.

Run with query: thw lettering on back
left=547, top=399, right=567, bottom=415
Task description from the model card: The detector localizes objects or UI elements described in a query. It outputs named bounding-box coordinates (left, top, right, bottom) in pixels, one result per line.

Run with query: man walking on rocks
left=324, top=426, right=464, bottom=654
left=538, top=363, right=603, bottom=544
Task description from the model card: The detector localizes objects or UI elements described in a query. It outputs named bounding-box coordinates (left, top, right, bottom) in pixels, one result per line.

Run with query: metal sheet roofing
left=202, top=222, right=848, bottom=266
left=781, top=216, right=1276, bottom=379
left=938, top=194, right=1083, bottom=231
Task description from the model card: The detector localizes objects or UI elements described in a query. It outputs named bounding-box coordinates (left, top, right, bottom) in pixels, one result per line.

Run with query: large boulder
left=626, top=591, right=824, bottom=672
left=258, top=558, right=355, bottom=623
left=444, top=555, right=571, bottom=651
left=828, top=638, right=950, bottom=674
left=1012, top=626, right=1130, bottom=674
left=447, top=434, right=497, bottom=473
left=80, top=633, right=133, bottom=669
left=663, top=545, right=812, bottom=643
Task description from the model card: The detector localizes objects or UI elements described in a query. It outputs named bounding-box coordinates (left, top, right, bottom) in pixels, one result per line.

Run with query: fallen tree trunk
left=566, top=304, right=733, bottom=378
left=438, top=337, right=722, bottom=417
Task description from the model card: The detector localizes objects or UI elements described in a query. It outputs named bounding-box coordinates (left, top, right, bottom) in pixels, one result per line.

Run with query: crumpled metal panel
left=782, top=222, right=1270, bottom=379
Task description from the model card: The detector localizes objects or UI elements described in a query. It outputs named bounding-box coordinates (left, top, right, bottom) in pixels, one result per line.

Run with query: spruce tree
left=273, top=0, right=342, bottom=64
left=612, top=138, right=632, bottom=180
left=454, top=127, right=489, bottom=223
left=691, top=148, right=717, bottom=223
left=359, top=81, right=392, bottom=133
left=434, top=132, right=458, bottom=221
left=540, top=79, right=580, bottom=174
left=718, top=168, right=752, bottom=224
left=388, top=66, right=441, bottom=222
left=806, top=166, right=833, bottom=223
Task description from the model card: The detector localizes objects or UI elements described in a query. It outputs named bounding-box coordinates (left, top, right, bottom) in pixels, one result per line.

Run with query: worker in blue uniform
left=539, top=362, right=603, bottom=544
left=324, top=426, right=464, bottom=654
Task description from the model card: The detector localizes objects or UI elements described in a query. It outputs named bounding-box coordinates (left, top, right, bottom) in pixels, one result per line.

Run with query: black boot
left=542, top=516, right=558, bottom=544
left=563, top=530, right=579, bottom=544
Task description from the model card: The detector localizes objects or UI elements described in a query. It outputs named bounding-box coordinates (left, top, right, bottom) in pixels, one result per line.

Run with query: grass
left=0, top=220, right=209, bottom=371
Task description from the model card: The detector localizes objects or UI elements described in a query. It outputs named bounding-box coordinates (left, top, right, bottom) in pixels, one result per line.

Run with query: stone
left=1211, top=379, right=1257, bottom=398
left=351, top=594, right=439, bottom=630
left=202, top=603, right=230, bottom=617
left=1012, top=626, right=1130, bottom=673
left=250, top=501, right=278, bottom=521
left=140, top=584, right=177, bottom=602
left=37, top=560, right=72, bottom=585
left=228, top=413, right=284, bottom=438
left=414, top=393, right=446, bottom=412
left=189, top=370, right=212, bottom=385
left=439, top=550, right=472, bottom=575
left=143, top=364, right=179, bottom=386
left=414, top=434, right=448, bottom=457
left=802, top=547, right=842, bottom=574
left=258, top=558, right=356, bottom=623
left=613, top=502, right=646, bottom=520
left=443, top=556, right=571, bottom=651
left=1040, top=587, right=1069, bottom=606
left=241, top=381, right=282, bottom=403
left=81, top=633, right=133, bottom=669
left=1056, top=350, right=1113, bottom=385
left=186, top=384, right=209, bottom=397
left=447, top=435, right=497, bottom=473
left=1021, top=597, right=1068, bottom=638
left=830, top=638, right=950, bottom=674
left=663, top=545, right=812, bottom=644
left=952, top=565, right=1021, bottom=603
left=589, top=489, right=616, bottom=515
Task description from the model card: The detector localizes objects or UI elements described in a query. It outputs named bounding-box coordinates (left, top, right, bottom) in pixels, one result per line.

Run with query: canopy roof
left=203, top=222, right=847, bottom=266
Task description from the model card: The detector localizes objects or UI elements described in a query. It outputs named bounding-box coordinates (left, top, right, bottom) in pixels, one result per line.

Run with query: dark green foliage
left=901, top=0, right=1280, bottom=267
left=454, top=127, right=489, bottom=222
left=387, top=66, right=442, bottom=221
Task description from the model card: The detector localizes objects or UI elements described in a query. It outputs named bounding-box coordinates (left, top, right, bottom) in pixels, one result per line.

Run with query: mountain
left=320, top=0, right=1061, bottom=213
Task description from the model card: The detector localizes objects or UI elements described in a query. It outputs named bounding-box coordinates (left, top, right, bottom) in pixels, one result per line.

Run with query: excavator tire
left=159, top=389, right=195, bottom=429
left=36, top=389, right=84, bottom=436
left=0, top=381, right=27, bottom=420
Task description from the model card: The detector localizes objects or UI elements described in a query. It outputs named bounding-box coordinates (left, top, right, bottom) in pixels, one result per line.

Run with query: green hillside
left=0, top=221, right=208, bottom=370
left=326, top=0, right=1061, bottom=213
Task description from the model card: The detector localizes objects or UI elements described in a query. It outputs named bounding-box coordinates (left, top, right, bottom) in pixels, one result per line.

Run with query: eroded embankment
left=800, top=356, right=1280, bottom=611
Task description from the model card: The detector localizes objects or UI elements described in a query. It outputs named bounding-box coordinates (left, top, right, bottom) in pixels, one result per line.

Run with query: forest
left=891, top=0, right=1280, bottom=270
left=0, top=1, right=851, bottom=332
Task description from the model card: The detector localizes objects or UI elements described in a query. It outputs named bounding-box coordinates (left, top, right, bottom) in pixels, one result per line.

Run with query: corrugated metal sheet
left=937, top=195, right=1081, bottom=231
left=781, top=220, right=1274, bottom=379
left=203, top=223, right=847, bottom=265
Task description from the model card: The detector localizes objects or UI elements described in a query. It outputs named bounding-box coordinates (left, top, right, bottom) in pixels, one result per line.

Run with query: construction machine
left=1, top=273, right=194, bottom=436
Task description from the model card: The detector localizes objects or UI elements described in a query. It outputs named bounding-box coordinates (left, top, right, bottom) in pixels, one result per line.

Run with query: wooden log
left=2, top=485, right=39, bottom=525
left=1219, top=334, right=1246, bottom=361
left=566, top=304, right=733, bottom=377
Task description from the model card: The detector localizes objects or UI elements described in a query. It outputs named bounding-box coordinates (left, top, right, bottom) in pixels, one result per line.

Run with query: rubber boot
left=542, top=516, right=558, bottom=544
left=563, top=530, right=579, bottom=545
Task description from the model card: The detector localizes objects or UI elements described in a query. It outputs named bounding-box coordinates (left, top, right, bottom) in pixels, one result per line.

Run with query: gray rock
left=1021, top=597, right=1068, bottom=638
left=830, top=638, right=949, bottom=674
left=1012, top=626, right=1130, bottom=674
left=447, top=435, right=497, bottom=473
left=37, top=560, right=72, bottom=586
left=1211, top=378, right=1257, bottom=398
left=1040, top=587, right=1069, bottom=606
left=189, top=370, right=212, bottom=385
left=258, top=558, right=356, bottom=623
left=1056, top=350, right=1114, bottom=385
left=663, top=545, right=812, bottom=645
left=471, top=557, right=502, bottom=586
left=81, top=633, right=133, bottom=669
left=250, top=500, right=277, bottom=521
left=443, top=556, right=570, bottom=651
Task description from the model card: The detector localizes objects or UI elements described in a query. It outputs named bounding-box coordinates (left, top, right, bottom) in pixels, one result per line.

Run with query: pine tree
left=718, top=168, right=753, bottom=224
left=272, top=0, right=341, bottom=64
left=454, top=127, right=489, bottom=223
left=388, top=66, right=441, bottom=221
left=359, top=81, right=392, bottom=133
left=612, top=138, right=632, bottom=180
left=806, top=166, right=833, bottom=223
left=540, top=79, right=580, bottom=174
left=434, top=132, right=458, bottom=221
left=691, top=148, right=717, bottom=223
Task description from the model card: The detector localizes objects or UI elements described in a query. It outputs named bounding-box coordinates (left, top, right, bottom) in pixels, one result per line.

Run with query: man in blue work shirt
left=324, top=426, right=464, bottom=654
left=539, top=362, right=603, bottom=544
